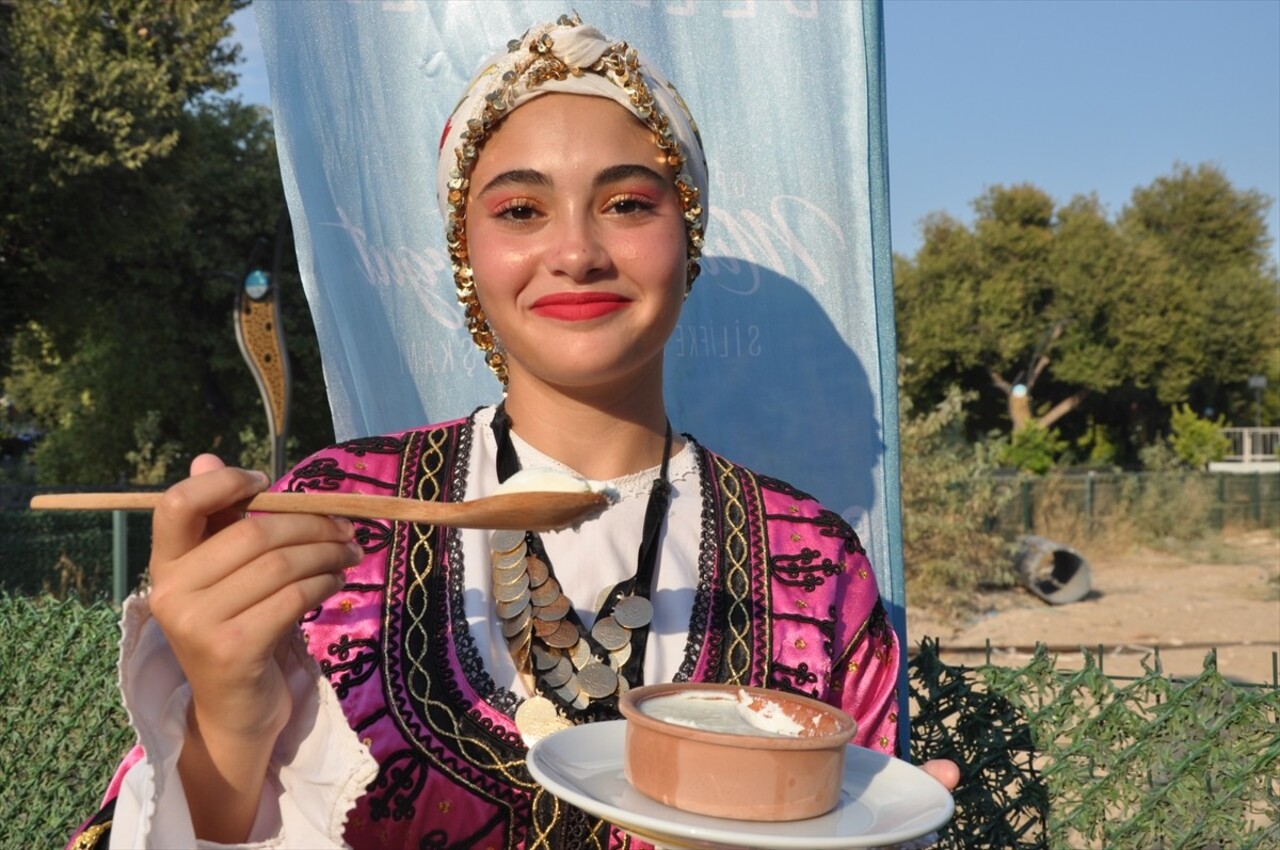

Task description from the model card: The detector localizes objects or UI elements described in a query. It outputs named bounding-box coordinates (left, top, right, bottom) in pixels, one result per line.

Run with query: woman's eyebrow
left=476, top=168, right=550, bottom=196
left=594, top=163, right=667, bottom=188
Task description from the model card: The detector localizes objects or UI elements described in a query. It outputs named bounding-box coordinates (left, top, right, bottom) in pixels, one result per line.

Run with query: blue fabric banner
left=257, top=0, right=906, bottom=746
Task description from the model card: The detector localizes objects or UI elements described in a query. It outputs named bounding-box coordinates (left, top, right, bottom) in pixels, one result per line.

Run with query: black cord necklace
left=490, top=404, right=673, bottom=731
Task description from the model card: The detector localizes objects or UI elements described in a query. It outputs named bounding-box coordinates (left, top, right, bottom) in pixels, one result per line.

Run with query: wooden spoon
left=28, top=490, right=610, bottom=532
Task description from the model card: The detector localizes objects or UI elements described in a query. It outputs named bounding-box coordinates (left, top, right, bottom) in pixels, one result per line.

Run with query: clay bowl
left=617, top=682, right=857, bottom=821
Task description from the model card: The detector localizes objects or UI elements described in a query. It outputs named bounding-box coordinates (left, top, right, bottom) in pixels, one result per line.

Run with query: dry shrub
left=900, top=387, right=1016, bottom=617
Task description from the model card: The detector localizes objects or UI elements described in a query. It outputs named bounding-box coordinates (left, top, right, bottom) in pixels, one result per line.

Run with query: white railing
left=1221, top=427, right=1280, bottom=463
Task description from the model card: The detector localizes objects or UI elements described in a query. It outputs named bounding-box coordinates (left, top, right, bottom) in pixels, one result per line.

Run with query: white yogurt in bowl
left=639, top=689, right=808, bottom=737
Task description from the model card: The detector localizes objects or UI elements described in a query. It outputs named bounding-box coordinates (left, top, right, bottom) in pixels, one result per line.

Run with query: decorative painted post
left=233, top=214, right=292, bottom=482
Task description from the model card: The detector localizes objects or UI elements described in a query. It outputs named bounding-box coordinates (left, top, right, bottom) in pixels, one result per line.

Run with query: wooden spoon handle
left=29, top=490, right=609, bottom=531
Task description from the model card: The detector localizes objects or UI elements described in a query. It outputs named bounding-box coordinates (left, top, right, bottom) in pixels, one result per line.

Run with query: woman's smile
left=530, top=291, right=632, bottom=321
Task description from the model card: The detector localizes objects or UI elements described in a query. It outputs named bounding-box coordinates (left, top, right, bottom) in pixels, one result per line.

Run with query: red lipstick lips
left=531, top=292, right=630, bottom=321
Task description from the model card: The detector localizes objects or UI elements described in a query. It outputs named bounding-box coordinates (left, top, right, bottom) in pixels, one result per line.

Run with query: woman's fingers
left=180, top=530, right=361, bottom=623
left=170, top=512, right=357, bottom=591
left=150, top=460, right=270, bottom=566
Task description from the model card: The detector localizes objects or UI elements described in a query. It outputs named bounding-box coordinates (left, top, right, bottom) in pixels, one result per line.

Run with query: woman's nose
left=545, top=216, right=611, bottom=282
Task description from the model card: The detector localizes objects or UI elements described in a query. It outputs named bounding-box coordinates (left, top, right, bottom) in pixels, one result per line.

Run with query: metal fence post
left=1021, top=479, right=1033, bottom=533
left=1085, top=472, right=1095, bottom=535
left=1253, top=472, right=1262, bottom=524
left=1217, top=474, right=1226, bottom=529
left=112, top=510, right=128, bottom=604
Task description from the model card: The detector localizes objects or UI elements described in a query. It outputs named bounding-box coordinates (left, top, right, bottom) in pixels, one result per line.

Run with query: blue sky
left=227, top=0, right=1280, bottom=265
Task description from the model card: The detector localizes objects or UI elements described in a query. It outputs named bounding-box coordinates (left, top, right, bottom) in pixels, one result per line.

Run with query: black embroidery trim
left=446, top=412, right=521, bottom=717
left=320, top=634, right=381, bottom=699
left=755, top=472, right=817, bottom=503
left=675, top=439, right=716, bottom=683
left=288, top=455, right=396, bottom=492
left=353, top=519, right=393, bottom=555
left=772, top=609, right=838, bottom=655
left=353, top=707, right=389, bottom=734
left=368, top=749, right=429, bottom=822
left=738, top=462, right=773, bottom=686
left=764, top=508, right=865, bottom=556
left=769, top=660, right=821, bottom=697
left=770, top=548, right=842, bottom=592
left=716, top=459, right=754, bottom=684
left=341, top=581, right=386, bottom=593
left=336, top=434, right=407, bottom=456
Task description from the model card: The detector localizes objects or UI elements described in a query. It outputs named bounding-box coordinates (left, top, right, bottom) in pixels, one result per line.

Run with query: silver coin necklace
left=490, top=404, right=672, bottom=740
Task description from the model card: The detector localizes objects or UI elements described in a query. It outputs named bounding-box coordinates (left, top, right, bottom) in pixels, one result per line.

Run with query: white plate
left=526, top=720, right=953, bottom=849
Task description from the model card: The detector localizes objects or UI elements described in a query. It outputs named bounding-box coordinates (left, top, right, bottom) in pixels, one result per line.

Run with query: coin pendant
left=554, top=678, right=582, bottom=707
left=493, top=545, right=527, bottom=570
left=534, top=594, right=572, bottom=621
left=514, top=695, right=571, bottom=745
left=612, top=595, right=654, bottom=629
left=591, top=615, right=630, bottom=651
left=525, top=555, right=549, bottom=587
left=541, top=655, right=574, bottom=688
left=493, top=561, right=529, bottom=586
left=500, top=605, right=532, bottom=637
left=529, top=577, right=562, bottom=607
left=506, top=630, right=530, bottom=658
left=569, top=639, right=593, bottom=670
left=490, top=529, right=526, bottom=555
left=608, top=641, right=632, bottom=669
left=531, top=643, right=559, bottom=671
left=594, top=585, right=616, bottom=612
left=494, top=572, right=530, bottom=602
left=545, top=619, right=581, bottom=648
left=577, top=661, right=619, bottom=699
left=495, top=589, right=530, bottom=618
left=532, top=616, right=562, bottom=638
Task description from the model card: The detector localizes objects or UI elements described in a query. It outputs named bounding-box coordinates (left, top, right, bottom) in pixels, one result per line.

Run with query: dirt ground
left=907, top=529, right=1280, bottom=685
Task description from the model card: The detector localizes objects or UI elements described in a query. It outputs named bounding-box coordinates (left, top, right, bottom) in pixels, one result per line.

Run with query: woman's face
left=465, top=93, right=687, bottom=394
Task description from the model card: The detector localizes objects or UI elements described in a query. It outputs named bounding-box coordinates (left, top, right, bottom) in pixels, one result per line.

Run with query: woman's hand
left=920, top=758, right=961, bottom=791
left=145, top=454, right=362, bottom=842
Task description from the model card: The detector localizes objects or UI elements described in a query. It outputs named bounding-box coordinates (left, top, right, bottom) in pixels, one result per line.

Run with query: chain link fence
left=993, top=470, right=1279, bottom=539
left=3, top=595, right=1277, bottom=849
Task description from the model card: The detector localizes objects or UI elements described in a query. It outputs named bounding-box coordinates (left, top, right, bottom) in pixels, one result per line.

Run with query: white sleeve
left=108, top=594, right=378, bottom=849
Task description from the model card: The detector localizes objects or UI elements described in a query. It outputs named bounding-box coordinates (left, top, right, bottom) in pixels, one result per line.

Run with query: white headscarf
left=434, top=15, right=709, bottom=383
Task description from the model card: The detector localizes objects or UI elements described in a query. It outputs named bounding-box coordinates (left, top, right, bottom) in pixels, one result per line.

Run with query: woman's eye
left=607, top=195, right=656, bottom=216
left=495, top=201, right=538, bottom=221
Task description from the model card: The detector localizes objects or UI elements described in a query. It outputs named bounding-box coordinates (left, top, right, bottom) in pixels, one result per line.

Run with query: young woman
left=70, top=16, right=956, bottom=850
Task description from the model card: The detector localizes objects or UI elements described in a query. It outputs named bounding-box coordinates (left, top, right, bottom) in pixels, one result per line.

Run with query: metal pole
left=112, top=510, right=128, bottom=603
left=1085, top=472, right=1095, bottom=536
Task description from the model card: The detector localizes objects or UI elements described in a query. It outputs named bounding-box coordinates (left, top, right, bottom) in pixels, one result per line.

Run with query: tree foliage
left=1, top=0, right=331, bottom=484
left=895, top=164, right=1278, bottom=464
left=1166, top=404, right=1230, bottom=471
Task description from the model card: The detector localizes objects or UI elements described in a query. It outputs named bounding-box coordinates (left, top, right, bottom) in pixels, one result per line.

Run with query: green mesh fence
left=0, top=596, right=136, bottom=846
left=3, top=598, right=1277, bottom=849
left=909, top=639, right=1280, bottom=849
left=0, top=509, right=151, bottom=600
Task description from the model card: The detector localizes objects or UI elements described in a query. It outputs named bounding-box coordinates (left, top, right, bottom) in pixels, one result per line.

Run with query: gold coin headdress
left=435, top=15, right=709, bottom=385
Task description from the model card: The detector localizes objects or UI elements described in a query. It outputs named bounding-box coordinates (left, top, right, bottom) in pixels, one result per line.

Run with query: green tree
left=2, top=0, right=244, bottom=351
left=1, top=1, right=331, bottom=484
left=896, top=165, right=1278, bottom=461
left=1120, top=163, right=1280, bottom=424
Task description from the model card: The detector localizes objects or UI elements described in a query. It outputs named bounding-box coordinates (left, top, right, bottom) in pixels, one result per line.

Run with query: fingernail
left=333, top=516, right=354, bottom=537
left=251, top=470, right=271, bottom=488
left=346, top=540, right=364, bottom=561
